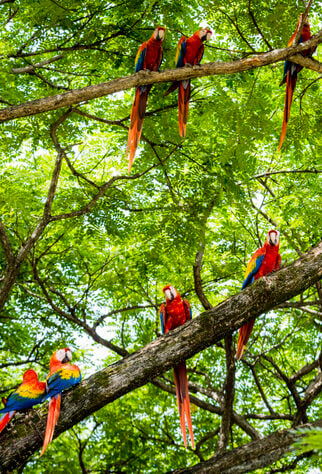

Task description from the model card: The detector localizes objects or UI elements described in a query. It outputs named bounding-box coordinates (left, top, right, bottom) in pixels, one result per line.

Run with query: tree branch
left=0, top=33, right=321, bottom=123
left=171, top=420, right=322, bottom=474
left=0, top=242, right=321, bottom=470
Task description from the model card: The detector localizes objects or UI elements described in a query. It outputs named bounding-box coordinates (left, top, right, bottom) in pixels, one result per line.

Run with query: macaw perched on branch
left=159, top=285, right=194, bottom=448
left=165, top=29, right=212, bottom=138
left=0, top=369, right=46, bottom=434
left=126, top=26, right=166, bottom=173
left=236, top=230, right=281, bottom=360
left=41, top=348, right=81, bottom=456
left=278, top=15, right=315, bottom=151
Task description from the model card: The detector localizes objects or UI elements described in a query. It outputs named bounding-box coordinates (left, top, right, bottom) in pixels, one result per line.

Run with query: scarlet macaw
left=159, top=285, right=194, bottom=448
left=41, top=348, right=81, bottom=456
left=126, top=26, right=166, bottom=173
left=278, top=15, right=315, bottom=151
left=0, top=369, right=46, bottom=434
left=165, top=28, right=212, bottom=137
left=236, top=230, right=281, bottom=360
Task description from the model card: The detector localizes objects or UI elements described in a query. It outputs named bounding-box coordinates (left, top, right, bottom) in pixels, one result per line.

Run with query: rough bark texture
left=0, top=33, right=321, bottom=123
left=171, top=420, right=322, bottom=474
left=0, top=242, right=321, bottom=471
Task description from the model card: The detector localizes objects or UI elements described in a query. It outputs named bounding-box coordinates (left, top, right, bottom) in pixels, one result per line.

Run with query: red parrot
left=159, top=285, right=194, bottom=448
left=165, top=28, right=212, bottom=137
left=278, top=15, right=315, bottom=151
left=41, top=348, right=81, bottom=456
left=236, top=230, right=281, bottom=360
left=126, top=26, right=166, bottom=173
left=0, top=369, right=46, bottom=434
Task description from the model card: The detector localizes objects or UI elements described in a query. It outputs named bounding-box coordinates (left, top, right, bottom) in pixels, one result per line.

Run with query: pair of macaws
left=0, top=348, right=81, bottom=456
left=160, top=229, right=281, bottom=448
left=126, top=26, right=212, bottom=172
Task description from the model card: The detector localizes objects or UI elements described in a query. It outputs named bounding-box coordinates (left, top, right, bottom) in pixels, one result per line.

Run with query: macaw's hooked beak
left=164, top=288, right=174, bottom=301
left=268, top=230, right=279, bottom=246
left=201, top=30, right=212, bottom=42
left=62, top=355, right=70, bottom=364
left=155, top=27, right=165, bottom=42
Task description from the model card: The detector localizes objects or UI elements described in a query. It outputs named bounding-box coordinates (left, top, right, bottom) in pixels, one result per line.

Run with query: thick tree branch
left=0, top=33, right=321, bottom=123
left=171, top=420, right=322, bottom=474
left=0, top=242, right=321, bottom=470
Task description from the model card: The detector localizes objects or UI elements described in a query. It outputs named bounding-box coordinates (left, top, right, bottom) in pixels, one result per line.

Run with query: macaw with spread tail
left=41, top=348, right=81, bottom=456
left=236, top=230, right=281, bottom=360
left=159, top=285, right=194, bottom=448
left=165, top=29, right=212, bottom=137
left=126, top=26, right=166, bottom=173
left=278, top=15, right=315, bottom=151
left=0, top=369, right=46, bottom=434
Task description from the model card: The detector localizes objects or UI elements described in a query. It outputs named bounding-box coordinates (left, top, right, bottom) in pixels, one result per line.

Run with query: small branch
left=248, top=0, right=273, bottom=50
left=0, top=220, right=14, bottom=264
left=250, top=169, right=321, bottom=180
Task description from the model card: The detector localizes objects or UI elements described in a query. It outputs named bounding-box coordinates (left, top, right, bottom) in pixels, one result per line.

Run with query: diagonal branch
left=0, top=242, right=321, bottom=470
left=0, top=33, right=321, bottom=123
left=0, top=220, right=14, bottom=264
left=171, top=420, right=322, bottom=474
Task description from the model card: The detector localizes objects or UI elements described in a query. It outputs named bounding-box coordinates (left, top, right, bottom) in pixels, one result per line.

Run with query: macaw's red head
left=51, top=347, right=72, bottom=366
left=267, top=229, right=280, bottom=246
left=153, top=26, right=166, bottom=42
left=198, top=28, right=212, bottom=42
left=163, top=285, right=180, bottom=302
left=22, top=369, right=39, bottom=383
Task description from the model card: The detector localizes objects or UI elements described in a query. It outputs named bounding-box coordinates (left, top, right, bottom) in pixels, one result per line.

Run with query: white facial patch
left=170, top=286, right=177, bottom=298
left=56, top=349, right=66, bottom=362
left=268, top=231, right=279, bottom=245
left=164, top=289, right=172, bottom=300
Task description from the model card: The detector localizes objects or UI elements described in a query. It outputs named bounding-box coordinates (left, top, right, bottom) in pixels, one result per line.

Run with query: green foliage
left=294, top=427, right=322, bottom=454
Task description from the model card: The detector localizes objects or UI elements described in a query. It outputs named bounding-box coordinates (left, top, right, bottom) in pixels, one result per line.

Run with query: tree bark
left=0, top=33, right=321, bottom=123
left=171, top=420, right=322, bottom=474
left=0, top=241, right=321, bottom=471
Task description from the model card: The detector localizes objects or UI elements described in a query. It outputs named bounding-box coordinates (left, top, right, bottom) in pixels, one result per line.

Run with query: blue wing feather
left=176, top=38, right=186, bottom=68
left=241, top=254, right=264, bottom=290
left=160, top=305, right=166, bottom=334
left=135, top=45, right=146, bottom=73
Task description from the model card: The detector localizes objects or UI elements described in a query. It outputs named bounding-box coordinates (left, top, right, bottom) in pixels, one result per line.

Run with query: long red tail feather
left=0, top=411, right=15, bottom=434
left=40, top=393, right=61, bottom=456
left=278, top=71, right=297, bottom=151
left=236, top=318, right=256, bottom=360
left=126, top=86, right=150, bottom=173
left=178, top=80, right=190, bottom=138
left=174, top=362, right=195, bottom=448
